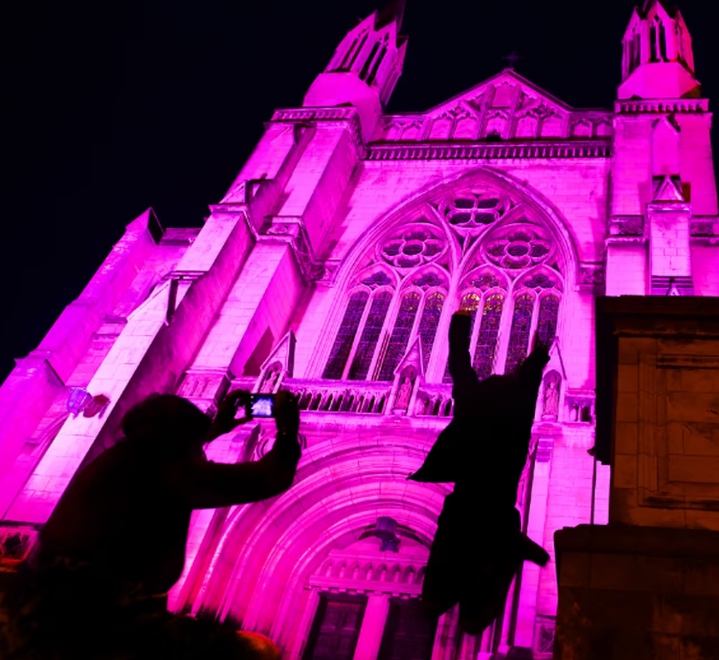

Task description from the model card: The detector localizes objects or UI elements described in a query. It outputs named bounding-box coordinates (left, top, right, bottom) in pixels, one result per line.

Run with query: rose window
left=483, top=225, right=554, bottom=270
left=381, top=228, right=445, bottom=269
left=444, top=194, right=506, bottom=229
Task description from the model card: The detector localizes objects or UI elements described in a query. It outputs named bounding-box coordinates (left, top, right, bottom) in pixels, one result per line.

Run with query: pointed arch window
left=632, top=31, right=641, bottom=70
left=348, top=292, right=393, bottom=380
left=367, top=41, right=388, bottom=86
left=359, top=40, right=382, bottom=81
left=504, top=294, right=535, bottom=375
left=473, top=293, right=505, bottom=381
left=535, top=294, right=560, bottom=349
left=418, top=292, right=445, bottom=373
left=378, top=291, right=421, bottom=381
left=322, top=291, right=370, bottom=380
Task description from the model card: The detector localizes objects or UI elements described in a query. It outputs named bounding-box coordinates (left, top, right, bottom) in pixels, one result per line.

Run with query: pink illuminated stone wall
left=0, top=1, right=716, bottom=659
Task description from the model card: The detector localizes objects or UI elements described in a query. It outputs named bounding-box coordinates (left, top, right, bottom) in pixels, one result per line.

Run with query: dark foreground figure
left=410, top=311, right=551, bottom=635
left=0, top=390, right=302, bottom=660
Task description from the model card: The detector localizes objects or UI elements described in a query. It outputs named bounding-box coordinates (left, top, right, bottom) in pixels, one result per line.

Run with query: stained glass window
left=473, top=293, right=504, bottom=380
left=535, top=294, right=560, bottom=349
left=322, top=291, right=369, bottom=380
left=348, top=292, right=392, bottom=381
left=378, top=292, right=421, bottom=381
left=504, top=294, right=535, bottom=375
left=444, top=292, right=481, bottom=382
left=418, top=292, right=445, bottom=372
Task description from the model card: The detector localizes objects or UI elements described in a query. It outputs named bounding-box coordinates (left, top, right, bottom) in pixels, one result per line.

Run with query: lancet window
left=650, top=16, right=667, bottom=62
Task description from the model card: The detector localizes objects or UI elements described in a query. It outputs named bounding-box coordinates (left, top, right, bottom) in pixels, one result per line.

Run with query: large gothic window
left=323, top=292, right=370, bottom=380
left=322, top=210, right=564, bottom=385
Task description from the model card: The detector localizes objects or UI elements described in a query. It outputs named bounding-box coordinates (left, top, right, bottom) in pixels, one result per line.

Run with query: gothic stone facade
left=0, top=1, right=717, bottom=658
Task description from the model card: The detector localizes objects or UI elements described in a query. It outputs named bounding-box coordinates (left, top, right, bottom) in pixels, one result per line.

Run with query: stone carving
left=691, top=220, right=719, bottom=237
left=610, top=216, right=644, bottom=236
left=393, top=370, right=416, bottom=413
left=578, top=265, right=606, bottom=286
left=542, top=372, right=561, bottom=419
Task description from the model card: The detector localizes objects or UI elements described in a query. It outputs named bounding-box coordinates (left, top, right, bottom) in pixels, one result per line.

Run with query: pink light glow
left=0, top=1, right=717, bottom=658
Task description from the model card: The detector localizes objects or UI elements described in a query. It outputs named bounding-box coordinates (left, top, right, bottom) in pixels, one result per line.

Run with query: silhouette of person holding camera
left=410, top=310, right=551, bottom=635
left=1, top=389, right=301, bottom=660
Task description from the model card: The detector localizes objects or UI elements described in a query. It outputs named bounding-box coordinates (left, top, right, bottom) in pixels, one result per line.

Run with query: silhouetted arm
left=185, top=390, right=302, bottom=509
left=186, top=434, right=301, bottom=509
left=448, top=312, right=479, bottom=388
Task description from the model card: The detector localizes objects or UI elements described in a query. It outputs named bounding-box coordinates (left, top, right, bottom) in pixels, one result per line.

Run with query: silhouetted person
left=0, top=389, right=301, bottom=660
left=410, top=310, right=551, bottom=635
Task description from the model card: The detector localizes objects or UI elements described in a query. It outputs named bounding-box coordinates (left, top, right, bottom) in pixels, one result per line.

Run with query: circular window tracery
left=483, top=224, right=554, bottom=270
left=443, top=193, right=507, bottom=229
left=380, top=227, right=446, bottom=269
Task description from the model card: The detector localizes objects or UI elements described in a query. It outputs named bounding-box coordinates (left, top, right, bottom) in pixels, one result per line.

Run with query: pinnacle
left=376, top=0, right=406, bottom=31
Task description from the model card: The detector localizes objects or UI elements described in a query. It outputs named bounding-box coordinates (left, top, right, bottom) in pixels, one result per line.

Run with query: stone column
left=430, top=605, right=459, bottom=660
left=554, top=296, right=719, bottom=660
left=514, top=439, right=553, bottom=649
left=353, top=594, right=390, bottom=660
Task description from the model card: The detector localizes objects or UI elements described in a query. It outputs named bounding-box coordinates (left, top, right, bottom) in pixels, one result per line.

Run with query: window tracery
left=473, top=293, right=505, bottom=380
left=323, top=184, right=565, bottom=387
left=381, top=227, right=445, bottom=269
left=484, top=224, right=554, bottom=270
left=505, top=293, right=535, bottom=374
left=443, top=193, right=507, bottom=230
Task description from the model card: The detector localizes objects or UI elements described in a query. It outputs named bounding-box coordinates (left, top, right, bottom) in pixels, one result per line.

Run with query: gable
left=375, top=69, right=612, bottom=143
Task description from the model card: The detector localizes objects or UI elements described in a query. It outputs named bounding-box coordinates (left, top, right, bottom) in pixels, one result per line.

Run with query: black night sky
left=2, top=0, right=717, bottom=382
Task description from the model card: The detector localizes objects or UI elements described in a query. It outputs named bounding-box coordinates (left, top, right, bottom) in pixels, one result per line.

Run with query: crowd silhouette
left=0, top=309, right=551, bottom=658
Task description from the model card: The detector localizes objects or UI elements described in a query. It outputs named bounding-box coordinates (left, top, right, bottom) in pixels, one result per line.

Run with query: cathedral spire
left=619, top=1, right=699, bottom=99
left=302, top=3, right=408, bottom=140
left=376, top=0, right=406, bottom=32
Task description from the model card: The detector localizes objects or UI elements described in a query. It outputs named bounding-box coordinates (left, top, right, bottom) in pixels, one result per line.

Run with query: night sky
left=2, top=0, right=717, bottom=383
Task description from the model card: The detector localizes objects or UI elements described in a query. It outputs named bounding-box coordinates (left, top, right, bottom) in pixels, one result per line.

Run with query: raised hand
left=208, top=390, right=252, bottom=440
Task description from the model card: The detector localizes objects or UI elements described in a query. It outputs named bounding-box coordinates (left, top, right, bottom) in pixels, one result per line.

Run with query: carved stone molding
left=577, top=264, right=606, bottom=293
left=615, top=98, right=709, bottom=114
left=691, top=217, right=719, bottom=244
left=270, top=107, right=366, bottom=159
left=259, top=216, right=326, bottom=285
left=177, top=369, right=231, bottom=403
left=534, top=615, right=557, bottom=658
left=609, top=215, right=644, bottom=237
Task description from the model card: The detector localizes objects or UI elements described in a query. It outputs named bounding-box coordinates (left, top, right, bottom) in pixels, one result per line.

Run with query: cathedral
left=0, top=0, right=717, bottom=658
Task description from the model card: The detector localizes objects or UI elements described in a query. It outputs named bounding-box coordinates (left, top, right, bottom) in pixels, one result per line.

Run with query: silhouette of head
left=121, top=394, right=211, bottom=447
